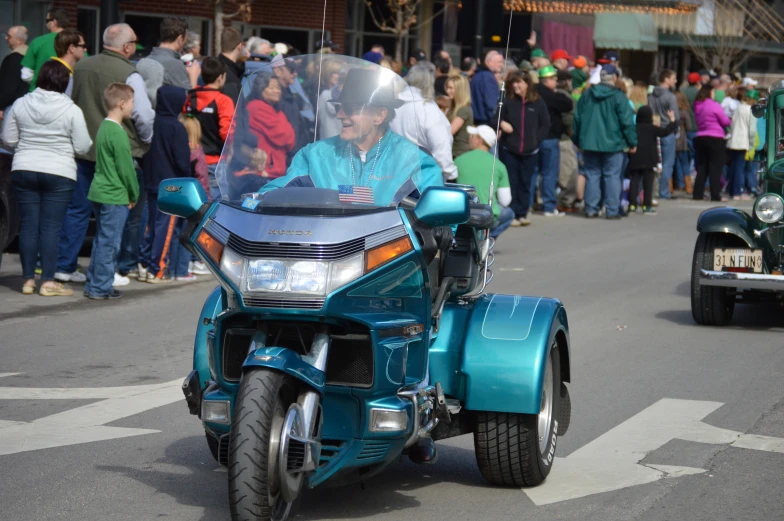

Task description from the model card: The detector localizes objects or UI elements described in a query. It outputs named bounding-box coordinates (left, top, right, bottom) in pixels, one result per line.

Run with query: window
left=746, top=56, right=770, bottom=72
left=78, top=8, right=99, bottom=56
left=122, top=13, right=211, bottom=57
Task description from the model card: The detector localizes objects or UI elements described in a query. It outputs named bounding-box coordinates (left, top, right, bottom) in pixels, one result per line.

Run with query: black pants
left=628, top=168, right=655, bottom=208
left=499, top=148, right=538, bottom=218
left=693, top=136, right=725, bottom=201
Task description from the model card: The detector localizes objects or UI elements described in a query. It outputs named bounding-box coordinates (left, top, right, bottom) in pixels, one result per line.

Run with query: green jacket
left=20, top=32, right=57, bottom=92
left=88, top=120, right=139, bottom=205
left=572, top=83, right=637, bottom=152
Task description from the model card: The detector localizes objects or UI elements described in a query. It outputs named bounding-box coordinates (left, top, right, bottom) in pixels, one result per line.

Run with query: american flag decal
left=338, top=185, right=375, bottom=204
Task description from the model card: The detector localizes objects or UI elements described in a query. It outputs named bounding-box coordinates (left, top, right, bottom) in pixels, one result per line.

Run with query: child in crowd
left=186, top=56, right=235, bottom=200
left=627, top=106, right=677, bottom=215
left=84, top=83, right=139, bottom=300
left=138, top=85, right=191, bottom=283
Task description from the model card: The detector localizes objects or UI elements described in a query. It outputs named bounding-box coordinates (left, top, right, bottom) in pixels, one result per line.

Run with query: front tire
left=228, top=369, right=299, bottom=521
left=691, top=232, right=737, bottom=326
left=474, top=342, right=561, bottom=487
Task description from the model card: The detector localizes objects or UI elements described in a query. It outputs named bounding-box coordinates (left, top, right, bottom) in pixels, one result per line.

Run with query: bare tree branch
left=411, top=6, right=448, bottom=31
left=365, top=1, right=398, bottom=34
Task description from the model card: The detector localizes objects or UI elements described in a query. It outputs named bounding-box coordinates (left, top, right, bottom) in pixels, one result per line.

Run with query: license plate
left=713, top=248, right=763, bottom=273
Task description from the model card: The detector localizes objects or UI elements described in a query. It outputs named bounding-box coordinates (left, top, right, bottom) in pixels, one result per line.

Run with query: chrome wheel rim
left=537, top=348, right=554, bottom=454
left=268, top=408, right=293, bottom=521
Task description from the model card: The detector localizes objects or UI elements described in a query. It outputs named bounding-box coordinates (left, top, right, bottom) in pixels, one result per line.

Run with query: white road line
left=0, top=373, right=21, bottom=379
left=732, top=433, right=784, bottom=453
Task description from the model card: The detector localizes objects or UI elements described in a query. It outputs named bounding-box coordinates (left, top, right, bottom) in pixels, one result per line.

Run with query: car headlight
left=242, top=253, right=364, bottom=297
left=754, top=194, right=784, bottom=223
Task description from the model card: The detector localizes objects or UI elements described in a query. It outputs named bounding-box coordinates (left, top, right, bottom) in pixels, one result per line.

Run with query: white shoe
left=54, top=270, right=86, bottom=283
left=190, top=261, right=210, bottom=275
left=136, top=263, right=148, bottom=281
left=113, top=273, right=130, bottom=287
left=176, top=274, right=198, bottom=282
left=543, top=209, right=565, bottom=217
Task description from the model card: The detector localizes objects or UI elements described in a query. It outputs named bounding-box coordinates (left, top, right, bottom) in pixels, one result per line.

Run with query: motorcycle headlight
left=754, top=194, right=784, bottom=223
left=220, top=247, right=244, bottom=287
left=242, top=253, right=364, bottom=297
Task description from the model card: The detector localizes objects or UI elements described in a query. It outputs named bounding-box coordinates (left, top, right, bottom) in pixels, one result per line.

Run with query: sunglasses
left=334, top=103, right=367, bottom=116
left=76, top=43, right=87, bottom=48
left=125, top=39, right=138, bottom=46
left=46, top=18, right=55, bottom=23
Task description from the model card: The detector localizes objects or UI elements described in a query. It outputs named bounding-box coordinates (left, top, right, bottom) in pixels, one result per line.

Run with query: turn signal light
left=196, top=229, right=224, bottom=266
left=365, top=236, right=413, bottom=272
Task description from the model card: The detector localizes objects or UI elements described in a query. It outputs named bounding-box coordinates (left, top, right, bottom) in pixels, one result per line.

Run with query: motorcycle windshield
left=215, top=54, right=441, bottom=215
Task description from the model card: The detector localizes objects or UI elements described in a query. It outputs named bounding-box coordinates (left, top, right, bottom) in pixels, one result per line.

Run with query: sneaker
left=136, top=263, right=148, bottom=282
left=113, top=273, right=131, bottom=287
left=143, top=272, right=172, bottom=284
left=189, top=261, right=211, bottom=275
left=54, top=270, right=86, bottom=283
left=123, top=268, right=139, bottom=278
left=39, top=282, right=74, bottom=297
left=652, top=199, right=659, bottom=207
left=517, top=217, right=532, bottom=226
left=585, top=212, right=599, bottom=219
left=176, top=274, right=198, bottom=282
left=606, top=214, right=622, bottom=220
left=643, top=206, right=657, bottom=215
left=628, top=204, right=638, bottom=214
left=85, top=289, right=123, bottom=300
left=543, top=209, right=565, bottom=217
left=22, top=281, right=36, bottom=295
left=509, top=219, right=522, bottom=227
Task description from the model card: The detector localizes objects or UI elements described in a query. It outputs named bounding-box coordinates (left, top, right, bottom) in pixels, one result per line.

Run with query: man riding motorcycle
left=258, top=67, right=445, bottom=206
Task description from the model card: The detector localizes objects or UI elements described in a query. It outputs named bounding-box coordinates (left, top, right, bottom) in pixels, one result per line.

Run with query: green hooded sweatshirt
left=572, top=82, right=637, bottom=152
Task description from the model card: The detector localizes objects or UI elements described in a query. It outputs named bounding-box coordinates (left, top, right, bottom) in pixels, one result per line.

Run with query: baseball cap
left=601, top=63, right=619, bottom=76
left=598, top=50, right=618, bottom=64
left=531, top=48, right=548, bottom=59
left=467, top=125, right=497, bottom=149
left=539, top=65, right=557, bottom=78
left=742, top=77, right=759, bottom=87
left=688, top=72, right=701, bottom=84
left=551, top=49, right=572, bottom=61
left=572, top=55, right=587, bottom=69
left=747, top=89, right=760, bottom=100
left=698, top=68, right=710, bottom=76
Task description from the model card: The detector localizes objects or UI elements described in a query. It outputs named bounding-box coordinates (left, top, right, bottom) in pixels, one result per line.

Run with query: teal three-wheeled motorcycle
left=161, top=55, right=572, bottom=521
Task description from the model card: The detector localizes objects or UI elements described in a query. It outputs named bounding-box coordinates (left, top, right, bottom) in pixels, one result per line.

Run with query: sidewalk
left=0, top=252, right=215, bottom=322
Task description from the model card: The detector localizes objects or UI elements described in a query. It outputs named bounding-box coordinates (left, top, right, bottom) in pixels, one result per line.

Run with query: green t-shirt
left=21, top=32, right=57, bottom=92
left=88, top=120, right=140, bottom=205
left=451, top=105, right=474, bottom=158
left=454, top=149, right=510, bottom=218
left=714, top=89, right=725, bottom=103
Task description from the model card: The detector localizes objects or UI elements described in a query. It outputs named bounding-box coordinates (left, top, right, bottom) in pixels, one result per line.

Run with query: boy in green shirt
left=84, top=83, right=139, bottom=299
left=21, top=8, right=68, bottom=92
left=454, top=125, right=515, bottom=238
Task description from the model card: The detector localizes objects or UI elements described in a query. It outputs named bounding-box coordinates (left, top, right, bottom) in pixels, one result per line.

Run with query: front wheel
left=691, top=232, right=737, bottom=326
left=228, top=369, right=299, bottom=521
left=474, top=342, right=561, bottom=487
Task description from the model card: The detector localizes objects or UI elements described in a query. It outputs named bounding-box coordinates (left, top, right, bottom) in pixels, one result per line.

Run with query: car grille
left=319, top=439, right=346, bottom=468
left=241, top=296, right=325, bottom=310
left=227, top=234, right=365, bottom=260
left=357, top=441, right=390, bottom=462
left=326, top=335, right=373, bottom=387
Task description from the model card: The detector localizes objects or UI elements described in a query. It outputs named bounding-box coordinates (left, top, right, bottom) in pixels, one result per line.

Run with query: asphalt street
left=1, top=198, right=783, bottom=521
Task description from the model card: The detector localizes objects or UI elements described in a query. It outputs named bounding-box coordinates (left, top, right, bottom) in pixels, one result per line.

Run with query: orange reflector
left=195, top=229, right=224, bottom=266
left=365, top=236, right=413, bottom=272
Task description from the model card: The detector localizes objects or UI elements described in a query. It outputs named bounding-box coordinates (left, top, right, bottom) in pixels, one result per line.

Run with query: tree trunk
left=215, top=4, right=224, bottom=56
left=395, top=9, right=405, bottom=63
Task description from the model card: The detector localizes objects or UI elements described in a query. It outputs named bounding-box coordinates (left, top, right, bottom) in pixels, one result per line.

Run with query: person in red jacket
left=185, top=57, right=234, bottom=199
left=246, top=71, right=295, bottom=179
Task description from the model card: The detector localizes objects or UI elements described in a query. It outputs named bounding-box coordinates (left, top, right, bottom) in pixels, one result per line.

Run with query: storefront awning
left=594, top=13, right=659, bottom=52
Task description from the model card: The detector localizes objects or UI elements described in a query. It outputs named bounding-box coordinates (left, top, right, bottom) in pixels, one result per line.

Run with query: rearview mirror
left=158, top=178, right=208, bottom=219
left=752, top=101, right=767, bottom=119
left=413, top=187, right=470, bottom=226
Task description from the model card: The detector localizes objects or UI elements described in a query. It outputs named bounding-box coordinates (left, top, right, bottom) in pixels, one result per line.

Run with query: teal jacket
left=260, top=130, right=444, bottom=205
left=572, top=83, right=637, bottom=152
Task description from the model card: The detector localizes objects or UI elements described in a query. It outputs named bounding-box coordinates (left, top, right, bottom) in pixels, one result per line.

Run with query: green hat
left=531, top=48, right=548, bottom=59
left=747, top=89, right=760, bottom=100
left=519, top=60, right=534, bottom=72
left=538, top=65, right=557, bottom=78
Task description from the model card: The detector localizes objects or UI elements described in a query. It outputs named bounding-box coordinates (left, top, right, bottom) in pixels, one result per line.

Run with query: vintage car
left=691, top=81, right=784, bottom=325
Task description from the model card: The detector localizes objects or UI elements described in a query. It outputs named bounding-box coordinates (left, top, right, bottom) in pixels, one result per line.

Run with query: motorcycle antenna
left=313, top=0, right=329, bottom=142
left=489, top=5, right=517, bottom=212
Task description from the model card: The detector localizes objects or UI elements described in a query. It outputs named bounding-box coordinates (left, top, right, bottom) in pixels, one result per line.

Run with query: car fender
left=697, top=207, right=759, bottom=247
left=459, top=294, right=570, bottom=415
left=194, top=285, right=223, bottom=390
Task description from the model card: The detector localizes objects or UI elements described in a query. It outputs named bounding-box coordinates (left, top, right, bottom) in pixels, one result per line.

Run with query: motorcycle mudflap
left=431, top=294, right=570, bottom=415
left=193, top=286, right=223, bottom=390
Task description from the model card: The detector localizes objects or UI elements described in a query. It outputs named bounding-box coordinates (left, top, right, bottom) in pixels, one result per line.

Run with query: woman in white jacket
left=2, top=61, right=92, bottom=296
left=726, top=87, right=757, bottom=201
left=389, top=63, right=457, bottom=181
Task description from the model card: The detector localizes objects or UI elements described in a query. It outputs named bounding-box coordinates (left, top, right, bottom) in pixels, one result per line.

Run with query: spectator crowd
left=0, top=9, right=767, bottom=297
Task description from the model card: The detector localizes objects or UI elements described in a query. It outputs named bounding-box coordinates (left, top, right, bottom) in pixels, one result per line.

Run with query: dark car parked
left=0, top=147, right=19, bottom=269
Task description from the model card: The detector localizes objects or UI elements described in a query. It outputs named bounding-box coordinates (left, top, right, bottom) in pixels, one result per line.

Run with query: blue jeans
left=85, top=203, right=129, bottom=297
left=583, top=151, right=625, bottom=217
left=207, top=163, right=221, bottom=201
left=727, top=150, right=746, bottom=197
left=11, top=171, right=76, bottom=281
left=56, top=159, right=95, bottom=273
left=537, top=139, right=560, bottom=212
left=744, top=160, right=760, bottom=195
left=674, top=150, right=690, bottom=189
left=490, top=206, right=515, bottom=239
left=659, top=133, right=676, bottom=198
left=500, top=148, right=538, bottom=218
left=117, top=165, right=146, bottom=274
left=170, top=218, right=192, bottom=277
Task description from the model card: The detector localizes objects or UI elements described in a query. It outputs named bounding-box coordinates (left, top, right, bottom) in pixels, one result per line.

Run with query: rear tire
left=228, top=369, right=298, bottom=521
left=474, top=343, right=561, bottom=487
left=691, top=233, right=737, bottom=326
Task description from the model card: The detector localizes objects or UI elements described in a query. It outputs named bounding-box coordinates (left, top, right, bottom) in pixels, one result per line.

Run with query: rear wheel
left=691, top=232, right=737, bottom=326
left=474, top=342, right=561, bottom=487
left=228, top=369, right=299, bottom=521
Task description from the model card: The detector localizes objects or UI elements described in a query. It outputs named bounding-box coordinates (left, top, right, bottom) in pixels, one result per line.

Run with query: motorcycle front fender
left=243, top=345, right=326, bottom=394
